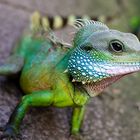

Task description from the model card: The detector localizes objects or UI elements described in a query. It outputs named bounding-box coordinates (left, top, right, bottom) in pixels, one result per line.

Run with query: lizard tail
left=30, top=11, right=50, bottom=33
left=30, top=11, right=72, bottom=48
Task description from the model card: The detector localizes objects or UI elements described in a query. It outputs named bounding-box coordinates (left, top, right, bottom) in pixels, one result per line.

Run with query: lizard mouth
left=83, top=63, right=140, bottom=97
left=83, top=74, right=125, bottom=97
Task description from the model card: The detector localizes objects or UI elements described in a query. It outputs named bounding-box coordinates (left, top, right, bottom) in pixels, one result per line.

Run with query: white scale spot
left=94, top=67, right=101, bottom=72
left=77, top=61, right=80, bottom=64
left=99, top=75, right=103, bottom=78
left=83, top=67, right=87, bottom=70
left=88, top=72, right=93, bottom=75
left=98, top=72, right=102, bottom=75
left=78, top=67, right=81, bottom=70
left=94, top=74, right=99, bottom=77
left=90, top=62, right=93, bottom=65
left=88, top=66, right=92, bottom=69
left=73, top=65, right=76, bottom=68
left=101, top=69, right=106, bottom=73
left=82, top=72, right=86, bottom=76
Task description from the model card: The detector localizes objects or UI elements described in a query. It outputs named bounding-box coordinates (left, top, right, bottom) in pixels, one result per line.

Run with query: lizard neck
left=56, top=47, right=74, bottom=72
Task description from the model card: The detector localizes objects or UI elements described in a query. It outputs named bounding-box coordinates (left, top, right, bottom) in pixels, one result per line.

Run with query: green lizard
left=0, top=12, right=140, bottom=139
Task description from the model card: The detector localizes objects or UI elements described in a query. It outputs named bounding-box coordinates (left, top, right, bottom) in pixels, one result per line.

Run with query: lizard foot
left=69, top=133, right=85, bottom=140
left=0, top=125, right=21, bottom=140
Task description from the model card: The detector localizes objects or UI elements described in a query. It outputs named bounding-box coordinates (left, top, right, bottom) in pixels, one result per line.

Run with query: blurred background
left=0, top=0, right=140, bottom=140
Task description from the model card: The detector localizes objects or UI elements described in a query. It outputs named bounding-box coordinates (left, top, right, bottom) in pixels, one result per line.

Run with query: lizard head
left=68, top=19, right=140, bottom=96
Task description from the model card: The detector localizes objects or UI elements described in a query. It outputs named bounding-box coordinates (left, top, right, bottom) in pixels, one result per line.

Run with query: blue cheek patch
left=68, top=48, right=110, bottom=83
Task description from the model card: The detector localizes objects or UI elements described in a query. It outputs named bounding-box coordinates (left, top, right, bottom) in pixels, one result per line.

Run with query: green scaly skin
left=0, top=15, right=140, bottom=139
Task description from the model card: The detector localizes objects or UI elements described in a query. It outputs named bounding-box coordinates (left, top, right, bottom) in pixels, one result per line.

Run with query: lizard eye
left=80, top=44, right=93, bottom=52
left=109, top=40, right=124, bottom=53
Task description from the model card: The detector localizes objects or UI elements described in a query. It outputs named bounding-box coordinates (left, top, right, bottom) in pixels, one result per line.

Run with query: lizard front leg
left=71, top=106, right=85, bottom=134
left=0, top=90, right=54, bottom=139
left=70, top=87, right=89, bottom=139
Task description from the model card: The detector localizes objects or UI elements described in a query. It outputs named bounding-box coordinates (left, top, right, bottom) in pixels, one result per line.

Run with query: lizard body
left=0, top=13, right=140, bottom=139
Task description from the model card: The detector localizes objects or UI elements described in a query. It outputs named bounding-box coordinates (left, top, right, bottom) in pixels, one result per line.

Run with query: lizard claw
left=0, top=125, right=20, bottom=140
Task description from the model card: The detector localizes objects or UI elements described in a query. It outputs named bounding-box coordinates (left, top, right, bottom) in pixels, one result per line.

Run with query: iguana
left=0, top=12, right=140, bottom=139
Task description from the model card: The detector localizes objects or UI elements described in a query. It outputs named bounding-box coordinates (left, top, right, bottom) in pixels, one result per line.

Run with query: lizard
left=0, top=12, right=140, bottom=139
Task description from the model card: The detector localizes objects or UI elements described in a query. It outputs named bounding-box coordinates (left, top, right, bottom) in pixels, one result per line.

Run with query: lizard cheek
left=67, top=49, right=108, bottom=83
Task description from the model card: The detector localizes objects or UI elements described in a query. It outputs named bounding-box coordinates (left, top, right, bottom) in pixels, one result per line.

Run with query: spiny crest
left=74, top=19, right=109, bottom=30
left=48, top=31, right=72, bottom=48
left=73, top=19, right=109, bottom=47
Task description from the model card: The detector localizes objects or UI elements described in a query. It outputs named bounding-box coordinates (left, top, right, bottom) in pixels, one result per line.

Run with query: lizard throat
left=81, top=64, right=140, bottom=97
left=83, top=75, right=124, bottom=97
left=68, top=62, right=140, bottom=97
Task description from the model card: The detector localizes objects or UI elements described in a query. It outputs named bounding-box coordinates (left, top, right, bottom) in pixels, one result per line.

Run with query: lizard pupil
left=109, top=40, right=124, bottom=53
